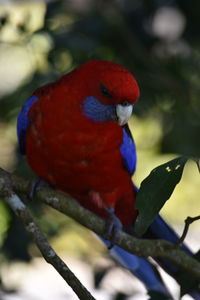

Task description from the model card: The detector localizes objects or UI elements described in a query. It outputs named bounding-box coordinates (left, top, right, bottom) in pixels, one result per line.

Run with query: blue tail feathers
left=101, top=215, right=200, bottom=299
left=101, top=237, right=172, bottom=298
left=146, top=215, right=200, bottom=299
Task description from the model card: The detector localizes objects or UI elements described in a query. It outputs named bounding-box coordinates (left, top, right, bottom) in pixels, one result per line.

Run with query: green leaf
left=134, top=156, right=188, bottom=236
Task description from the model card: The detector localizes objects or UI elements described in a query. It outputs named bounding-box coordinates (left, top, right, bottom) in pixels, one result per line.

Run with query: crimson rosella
left=17, top=60, right=199, bottom=299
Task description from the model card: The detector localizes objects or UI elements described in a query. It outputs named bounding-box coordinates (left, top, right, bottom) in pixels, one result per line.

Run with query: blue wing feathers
left=120, top=125, right=137, bottom=175
left=17, top=95, right=38, bottom=154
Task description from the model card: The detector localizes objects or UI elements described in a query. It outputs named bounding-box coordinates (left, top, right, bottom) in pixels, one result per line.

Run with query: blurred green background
left=0, top=0, right=199, bottom=298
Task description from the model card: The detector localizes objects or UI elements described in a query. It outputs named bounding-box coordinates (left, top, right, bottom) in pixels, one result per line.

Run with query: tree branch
left=0, top=168, right=200, bottom=280
left=0, top=170, right=96, bottom=300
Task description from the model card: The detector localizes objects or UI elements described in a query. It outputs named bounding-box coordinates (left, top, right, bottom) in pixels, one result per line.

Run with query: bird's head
left=76, top=60, right=140, bottom=126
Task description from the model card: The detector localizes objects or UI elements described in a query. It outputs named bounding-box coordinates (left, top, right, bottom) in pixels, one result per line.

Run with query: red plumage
left=26, top=60, right=139, bottom=226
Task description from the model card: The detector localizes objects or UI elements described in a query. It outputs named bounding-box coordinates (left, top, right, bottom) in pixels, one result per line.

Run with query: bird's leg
left=105, top=207, right=123, bottom=249
left=89, top=191, right=123, bottom=248
left=29, top=177, right=53, bottom=199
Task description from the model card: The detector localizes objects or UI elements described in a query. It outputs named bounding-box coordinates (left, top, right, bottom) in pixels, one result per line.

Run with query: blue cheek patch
left=120, top=125, right=137, bottom=175
left=17, top=95, right=38, bottom=155
left=83, top=96, right=116, bottom=122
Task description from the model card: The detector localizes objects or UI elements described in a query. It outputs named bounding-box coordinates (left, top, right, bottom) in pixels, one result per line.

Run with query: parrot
left=17, top=60, right=199, bottom=299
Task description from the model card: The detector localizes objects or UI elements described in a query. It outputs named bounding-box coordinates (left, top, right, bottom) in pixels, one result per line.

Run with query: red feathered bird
left=20, top=60, right=139, bottom=227
left=17, top=60, right=199, bottom=299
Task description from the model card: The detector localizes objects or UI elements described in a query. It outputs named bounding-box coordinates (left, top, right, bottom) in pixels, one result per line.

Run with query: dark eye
left=100, top=84, right=112, bottom=98
left=121, top=101, right=130, bottom=106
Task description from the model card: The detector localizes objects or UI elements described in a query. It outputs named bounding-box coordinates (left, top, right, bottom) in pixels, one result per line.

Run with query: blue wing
left=120, top=125, right=137, bottom=175
left=17, top=95, right=38, bottom=155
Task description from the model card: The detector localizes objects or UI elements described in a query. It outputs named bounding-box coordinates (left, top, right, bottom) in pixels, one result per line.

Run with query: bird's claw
left=105, top=207, right=123, bottom=249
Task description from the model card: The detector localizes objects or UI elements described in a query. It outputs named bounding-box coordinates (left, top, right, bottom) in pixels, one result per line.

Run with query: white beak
left=116, top=104, right=133, bottom=126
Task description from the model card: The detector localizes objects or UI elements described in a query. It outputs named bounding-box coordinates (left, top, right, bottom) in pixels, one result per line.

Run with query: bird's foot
left=29, top=177, right=52, bottom=199
left=105, top=207, right=123, bottom=249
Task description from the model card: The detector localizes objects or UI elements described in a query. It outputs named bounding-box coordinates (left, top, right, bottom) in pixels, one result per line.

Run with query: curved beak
left=116, top=104, right=133, bottom=126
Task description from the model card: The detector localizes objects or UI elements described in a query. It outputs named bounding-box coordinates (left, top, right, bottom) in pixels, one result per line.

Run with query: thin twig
left=177, top=215, right=200, bottom=246
left=2, top=188, right=96, bottom=299
left=196, top=160, right=200, bottom=173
